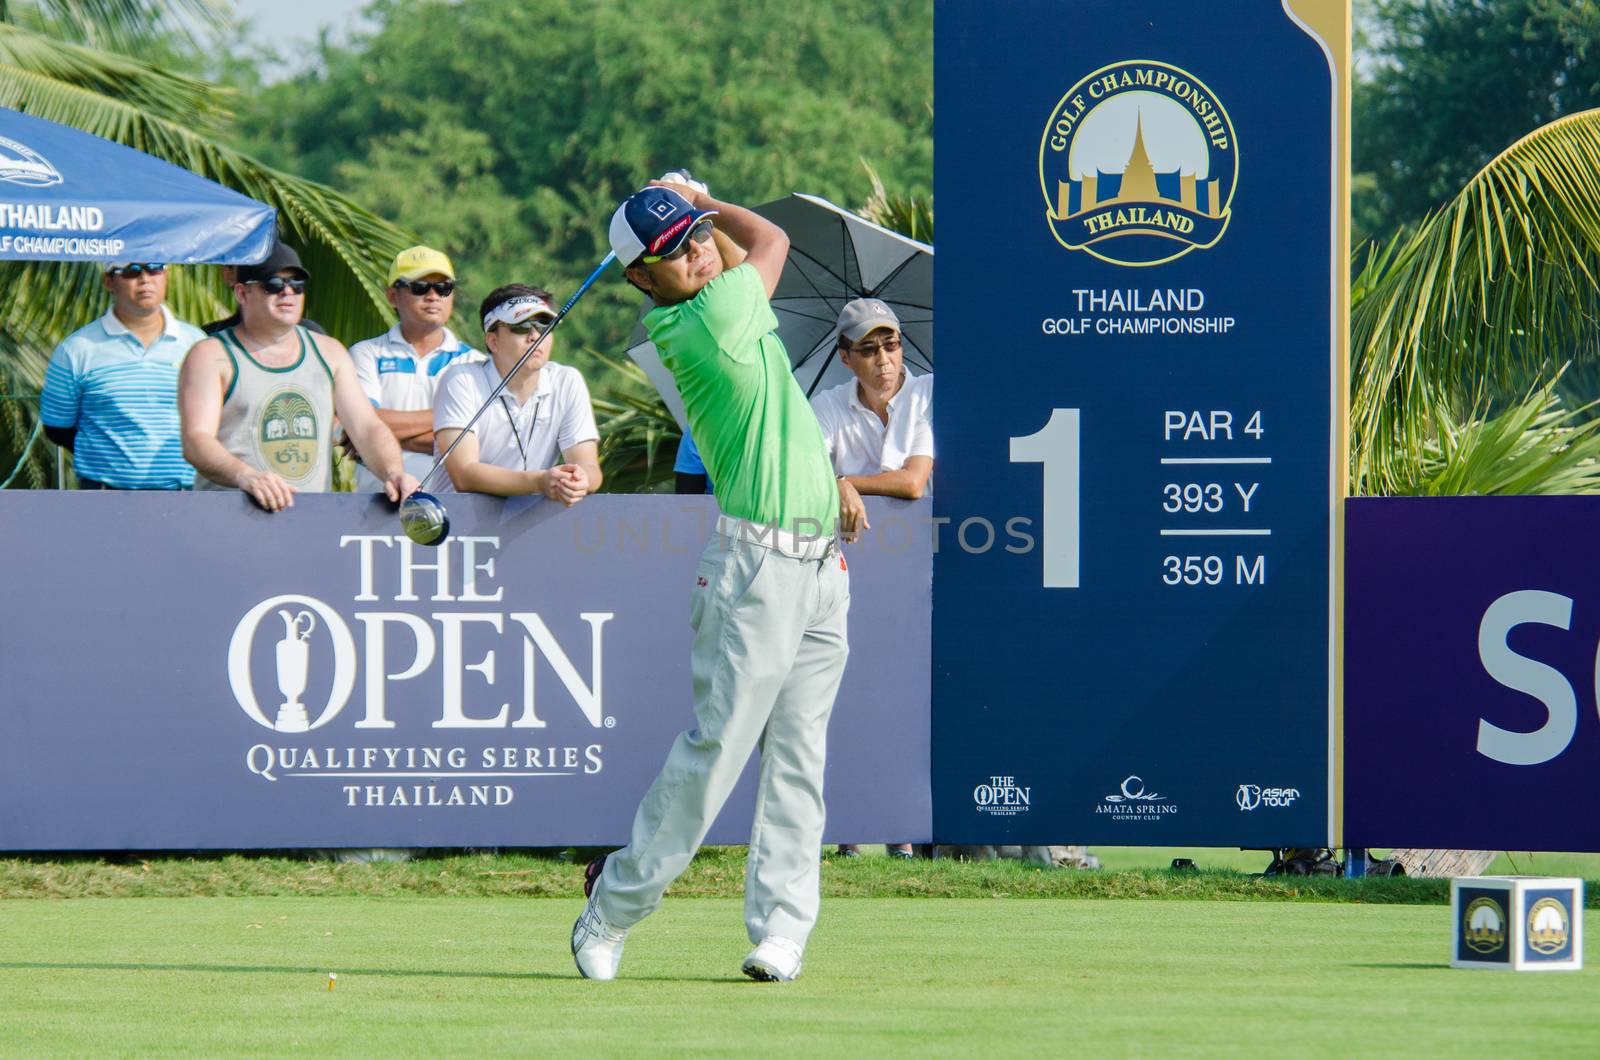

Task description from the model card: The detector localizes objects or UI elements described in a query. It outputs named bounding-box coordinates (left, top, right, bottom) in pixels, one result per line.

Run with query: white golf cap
left=609, top=185, right=717, bottom=265
left=836, top=298, right=901, bottom=342
left=482, top=294, right=556, bottom=331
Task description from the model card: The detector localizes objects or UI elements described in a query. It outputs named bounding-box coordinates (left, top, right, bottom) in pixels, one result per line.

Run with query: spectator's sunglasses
left=109, top=263, right=165, bottom=278
left=395, top=279, right=458, bottom=297
left=641, top=218, right=715, bottom=264
left=849, top=335, right=902, bottom=356
left=246, top=276, right=307, bottom=295
left=498, top=315, right=556, bottom=335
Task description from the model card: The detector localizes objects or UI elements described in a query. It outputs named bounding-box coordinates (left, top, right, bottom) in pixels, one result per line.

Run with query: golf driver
left=398, top=251, right=618, bottom=546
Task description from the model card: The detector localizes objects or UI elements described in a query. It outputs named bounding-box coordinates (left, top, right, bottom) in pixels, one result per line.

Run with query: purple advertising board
left=0, top=492, right=930, bottom=850
left=1347, top=497, right=1600, bottom=851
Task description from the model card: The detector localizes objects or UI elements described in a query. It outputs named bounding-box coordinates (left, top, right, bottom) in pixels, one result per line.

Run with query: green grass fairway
left=1, top=897, right=1593, bottom=1055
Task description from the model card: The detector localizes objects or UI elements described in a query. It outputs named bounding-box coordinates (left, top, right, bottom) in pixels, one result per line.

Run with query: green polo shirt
left=645, top=264, right=837, bottom=536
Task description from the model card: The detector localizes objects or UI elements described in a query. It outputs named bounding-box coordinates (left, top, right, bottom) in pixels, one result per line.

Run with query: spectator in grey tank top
left=178, top=243, right=419, bottom=511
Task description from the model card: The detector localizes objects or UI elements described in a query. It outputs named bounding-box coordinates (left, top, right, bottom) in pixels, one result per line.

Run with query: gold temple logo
left=1526, top=897, right=1570, bottom=955
left=1462, top=896, right=1507, bottom=954
left=1039, top=61, right=1237, bottom=267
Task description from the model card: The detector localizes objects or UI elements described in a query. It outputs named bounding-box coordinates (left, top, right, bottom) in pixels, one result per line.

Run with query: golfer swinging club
left=572, top=176, right=866, bottom=982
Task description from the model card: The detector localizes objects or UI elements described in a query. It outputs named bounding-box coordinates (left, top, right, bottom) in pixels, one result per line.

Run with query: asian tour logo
left=1039, top=60, right=1237, bottom=267
left=0, top=135, right=63, bottom=188
left=1236, top=784, right=1299, bottom=811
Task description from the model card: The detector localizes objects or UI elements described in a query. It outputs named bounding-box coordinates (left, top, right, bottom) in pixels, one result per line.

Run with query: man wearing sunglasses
left=201, top=240, right=327, bottom=337
left=40, top=262, right=206, bottom=490
left=348, top=246, right=483, bottom=492
left=179, top=244, right=417, bottom=511
left=810, top=299, right=933, bottom=503
left=810, top=299, right=931, bottom=862
left=430, top=284, right=601, bottom=503
left=572, top=180, right=850, bottom=985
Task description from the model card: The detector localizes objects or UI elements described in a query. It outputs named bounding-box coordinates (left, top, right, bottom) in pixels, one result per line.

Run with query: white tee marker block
left=1452, top=877, right=1584, bottom=971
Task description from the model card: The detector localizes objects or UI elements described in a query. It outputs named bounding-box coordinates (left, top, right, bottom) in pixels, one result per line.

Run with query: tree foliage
left=1350, top=106, right=1600, bottom=494
left=231, top=0, right=934, bottom=364
left=1354, top=0, right=1600, bottom=244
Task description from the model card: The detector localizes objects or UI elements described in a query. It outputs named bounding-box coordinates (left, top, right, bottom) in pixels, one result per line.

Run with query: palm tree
left=1350, top=108, right=1600, bottom=496
left=0, top=0, right=420, bottom=485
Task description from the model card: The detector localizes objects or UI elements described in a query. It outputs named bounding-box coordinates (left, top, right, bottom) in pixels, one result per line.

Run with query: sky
left=231, top=0, right=372, bottom=57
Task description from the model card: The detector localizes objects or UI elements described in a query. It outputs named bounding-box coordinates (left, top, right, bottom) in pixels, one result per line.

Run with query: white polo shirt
left=349, top=324, right=483, bottom=485
left=809, top=371, right=934, bottom=479
left=431, top=359, right=599, bottom=493
left=349, top=324, right=484, bottom=408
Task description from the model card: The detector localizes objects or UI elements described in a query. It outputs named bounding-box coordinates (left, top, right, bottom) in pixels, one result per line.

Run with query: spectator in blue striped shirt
left=40, top=262, right=205, bottom=489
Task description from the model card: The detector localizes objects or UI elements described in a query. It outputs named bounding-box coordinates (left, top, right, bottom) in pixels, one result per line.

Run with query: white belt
left=716, top=514, right=836, bottom=561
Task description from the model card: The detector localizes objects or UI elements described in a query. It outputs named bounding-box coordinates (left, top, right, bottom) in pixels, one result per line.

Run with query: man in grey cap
left=810, top=298, right=931, bottom=860
left=810, top=298, right=934, bottom=503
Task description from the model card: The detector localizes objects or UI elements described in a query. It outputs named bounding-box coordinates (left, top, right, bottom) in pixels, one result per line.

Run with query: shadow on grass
left=0, top=960, right=732, bottom=984
left=1349, top=962, right=1447, bottom=971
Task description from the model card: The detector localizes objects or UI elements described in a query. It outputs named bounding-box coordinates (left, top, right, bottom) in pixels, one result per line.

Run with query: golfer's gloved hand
left=658, top=170, right=708, bottom=196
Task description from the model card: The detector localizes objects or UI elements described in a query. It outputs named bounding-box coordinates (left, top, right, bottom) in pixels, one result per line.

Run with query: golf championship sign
left=933, top=0, right=1348, bottom=844
left=0, top=493, right=930, bottom=849
left=1042, top=61, right=1237, bottom=266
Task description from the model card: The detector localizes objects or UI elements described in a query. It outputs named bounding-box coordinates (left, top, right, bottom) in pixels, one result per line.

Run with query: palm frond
left=857, top=160, right=933, bottom=243
left=1351, top=107, right=1600, bottom=494
left=0, top=20, right=227, bottom=131
left=11, top=0, right=230, bottom=52
left=0, top=349, right=51, bottom=488
left=586, top=350, right=680, bottom=494
left=1386, top=373, right=1600, bottom=497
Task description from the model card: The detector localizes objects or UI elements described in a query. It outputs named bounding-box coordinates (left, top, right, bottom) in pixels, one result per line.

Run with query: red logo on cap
left=649, top=215, right=694, bottom=254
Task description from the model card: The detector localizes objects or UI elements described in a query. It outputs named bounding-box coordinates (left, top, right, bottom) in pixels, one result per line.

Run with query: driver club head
left=399, top=490, right=450, bottom=546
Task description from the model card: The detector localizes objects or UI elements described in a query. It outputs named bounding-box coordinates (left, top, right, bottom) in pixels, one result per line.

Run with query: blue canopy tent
left=0, top=106, right=275, bottom=264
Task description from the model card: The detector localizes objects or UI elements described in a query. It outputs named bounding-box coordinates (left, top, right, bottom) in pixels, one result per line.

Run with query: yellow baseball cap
left=387, top=245, right=455, bottom=286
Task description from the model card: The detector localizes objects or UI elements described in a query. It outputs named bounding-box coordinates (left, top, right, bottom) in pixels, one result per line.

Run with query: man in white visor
left=430, top=283, right=602, bottom=503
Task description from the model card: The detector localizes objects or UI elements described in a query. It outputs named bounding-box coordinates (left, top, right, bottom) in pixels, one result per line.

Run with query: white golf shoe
left=571, top=899, right=628, bottom=980
left=741, top=936, right=804, bottom=982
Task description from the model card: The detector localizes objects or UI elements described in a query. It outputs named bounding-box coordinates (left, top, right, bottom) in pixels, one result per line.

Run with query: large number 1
left=1009, top=408, right=1080, bottom=588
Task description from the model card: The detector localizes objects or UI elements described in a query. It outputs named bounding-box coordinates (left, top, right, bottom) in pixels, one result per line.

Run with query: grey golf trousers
left=592, top=525, right=850, bottom=946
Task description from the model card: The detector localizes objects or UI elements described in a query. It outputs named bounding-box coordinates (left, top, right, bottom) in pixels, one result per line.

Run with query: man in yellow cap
left=347, top=245, right=484, bottom=489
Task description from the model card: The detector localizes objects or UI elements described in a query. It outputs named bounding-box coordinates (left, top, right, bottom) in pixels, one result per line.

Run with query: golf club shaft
left=415, top=251, right=618, bottom=492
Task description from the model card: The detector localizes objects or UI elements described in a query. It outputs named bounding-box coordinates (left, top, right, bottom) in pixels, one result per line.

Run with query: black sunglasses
left=395, top=279, right=458, bottom=297
left=246, top=276, right=307, bottom=295
left=641, top=218, right=715, bottom=264
left=109, top=263, right=165, bottom=278
left=499, top=316, right=556, bottom=335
